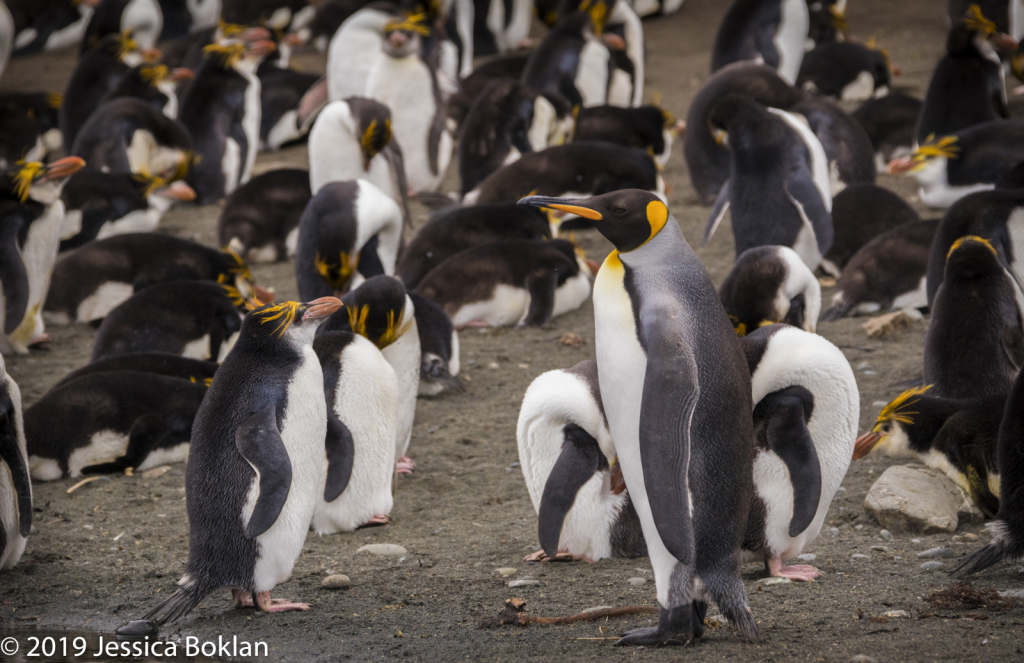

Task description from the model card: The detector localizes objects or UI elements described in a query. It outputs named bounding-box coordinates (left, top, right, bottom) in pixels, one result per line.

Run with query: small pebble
left=760, top=577, right=791, bottom=586
left=836, top=487, right=847, bottom=492
left=357, top=544, right=407, bottom=557
left=917, top=547, right=954, bottom=559
left=883, top=610, right=910, bottom=619
left=870, top=546, right=888, bottom=552
left=627, top=577, right=646, bottom=587
left=797, top=553, right=816, bottom=562
left=880, top=530, right=892, bottom=541
left=508, top=579, right=540, bottom=588
left=580, top=606, right=614, bottom=614
left=894, top=556, right=902, bottom=560
left=920, top=561, right=946, bottom=572
left=495, top=567, right=518, bottom=578
left=855, top=524, right=863, bottom=530
left=116, top=620, right=158, bottom=639
left=488, top=362, right=500, bottom=369
left=851, top=554, right=869, bottom=561
left=951, top=535, right=963, bottom=543
left=964, top=533, right=979, bottom=542
left=849, top=656, right=878, bottom=663
left=911, top=538, right=922, bottom=545
left=322, top=574, right=351, bottom=590
left=831, top=528, right=839, bottom=537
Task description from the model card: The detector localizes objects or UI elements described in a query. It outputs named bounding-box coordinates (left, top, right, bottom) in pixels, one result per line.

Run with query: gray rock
left=508, top=579, right=540, bottom=588
left=917, top=547, right=954, bottom=559
left=920, top=561, right=945, bottom=572
left=880, top=529, right=892, bottom=541
left=322, top=574, right=351, bottom=590
left=627, top=577, right=646, bottom=586
left=851, top=554, right=869, bottom=560
left=759, top=577, right=791, bottom=586
left=964, top=533, right=979, bottom=541
left=864, top=464, right=982, bottom=534
left=357, top=543, right=407, bottom=557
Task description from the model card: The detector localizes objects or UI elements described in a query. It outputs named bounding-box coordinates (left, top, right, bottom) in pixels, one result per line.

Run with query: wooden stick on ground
left=479, top=598, right=658, bottom=629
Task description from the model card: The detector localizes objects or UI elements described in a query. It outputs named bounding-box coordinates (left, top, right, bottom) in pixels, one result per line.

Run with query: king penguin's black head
left=517, top=189, right=669, bottom=253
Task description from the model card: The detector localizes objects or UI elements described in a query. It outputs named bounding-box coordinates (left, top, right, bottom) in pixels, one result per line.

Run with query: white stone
left=627, top=577, right=646, bottom=586
left=917, top=547, right=954, bottom=559
left=797, top=553, right=816, bottom=562
left=357, top=543, right=408, bottom=557
left=920, top=561, right=945, bottom=571
left=883, top=610, right=910, bottom=619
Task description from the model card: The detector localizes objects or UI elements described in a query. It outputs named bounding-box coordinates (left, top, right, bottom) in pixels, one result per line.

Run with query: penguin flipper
left=537, top=424, right=607, bottom=558
left=520, top=269, right=558, bottom=326
left=235, top=409, right=293, bottom=539
left=323, top=411, right=354, bottom=503
left=701, top=179, right=730, bottom=246
left=0, top=402, right=31, bottom=537
left=0, top=240, right=29, bottom=335
left=760, top=388, right=821, bottom=538
left=784, top=168, right=834, bottom=255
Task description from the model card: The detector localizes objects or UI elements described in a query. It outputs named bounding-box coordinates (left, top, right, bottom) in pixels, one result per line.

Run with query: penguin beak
left=161, top=181, right=196, bottom=201
left=253, top=285, right=275, bottom=303
left=993, top=33, right=1019, bottom=51
left=44, top=156, right=86, bottom=180
left=247, top=39, right=278, bottom=58
left=171, top=67, right=195, bottom=82
left=887, top=156, right=917, bottom=174
left=601, top=33, right=626, bottom=51
left=303, top=297, right=343, bottom=319
left=852, top=431, right=882, bottom=460
left=241, top=27, right=273, bottom=42
left=518, top=196, right=603, bottom=220
left=585, top=258, right=601, bottom=274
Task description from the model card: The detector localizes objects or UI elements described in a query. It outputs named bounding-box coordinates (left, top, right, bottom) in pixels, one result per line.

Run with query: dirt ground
left=2, top=0, right=1024, bottom=661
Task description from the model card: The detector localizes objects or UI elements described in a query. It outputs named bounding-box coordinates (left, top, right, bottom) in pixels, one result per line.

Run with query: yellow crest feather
left=873, top=385, right=933, bottom=428
left=12, top=160, right=44, bottom=202
left=964, top=4, right=998, bottom=36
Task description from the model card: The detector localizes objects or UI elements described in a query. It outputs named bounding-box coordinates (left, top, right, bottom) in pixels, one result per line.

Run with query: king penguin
left=0, top=355, right=30, bottom=570
left=711, top=0, right=810, bottom=85
left=519, top=190, right=759, bottom=646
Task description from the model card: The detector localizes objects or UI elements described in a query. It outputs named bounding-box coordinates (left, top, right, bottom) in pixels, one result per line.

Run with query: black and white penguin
left=0, top=92, right=63, bottom=170
left=573, top=104, right=686, bottom=168
left=852, top=385, right=1004, bottom=518
left=955, top=364, right=1024, bottom=575
left=889, top=120, right=1024, bottom=208
left=218, top=168, right=312, bottom=263
left=0, top=356, right=30, bottom=570
left=90, top=281, right=244, bottom=362
left=365, top=17, right=452, bottom=194
left=703, top=94, right=833, bottom=272
left=325, top=3, right=398, bottom=101
left=790, top=96, right=876, bottom=195
left=141, top=297, right=343, bottom=623
left=948, top=0, right=1023, bottom=38
left=518, top=190, right=759, bottom=646
left=822, top=219, right=939, bottom=321
left=471, top=0, right=532, bottom=56
left=309, top=329, right=397, bottom=533
left=178, top=34, right=276, bottom=203
left=711, top=0, right=810, bottom=85
left=103, top=63, right=191, bottom=119
left=45, top=233, right=262, bottom=325
left=517, top=359, right=646, bottom=563
left=408, top=292, right=460, bottom=396
left=26, top=371, right=206, bottom=480
left=851, top=92, right=923, bottom=172
left=257, top=63, right=321, bottom=151
left=221, top=0, right=314, bottom=30
left=303, top=0, right=375, bottom=52
left=924, top=236, right=1024, bottom=399
left=796, top=40, right=895, bottom=102
left=464, top=141, right=663, bottom=205
left=0, top=157, right=86, bottom=355
left=9, top=0, right=94, bottom=57
left=413, top=239, right=593, bottom=328
left=81, top=0, right=163, bottom=53
left=822, top=183, right=921, bottom=276
left=683, top=63, right=802, bottom=204
left=58, top=351, right=218, bottom=387
left=719, top=245, right=821, bottom=335
left=294, top=180, right=403, bottom=299
left=396, top=203, right=550, bottom=288
left=520, top=10, right=613, bottom=109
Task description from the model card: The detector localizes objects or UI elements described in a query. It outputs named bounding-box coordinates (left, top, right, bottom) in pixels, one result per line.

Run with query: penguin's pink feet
left=359, top=513, right=392, bottom=528
left=396, top=456, right=416, bottom=474
left=523, top=549, right=595, bottom=564
left=768, top=556, right=823, bottom=582
left=28, top=333, right=51, bottom=349
left=232, top=589, right=311, bottom=612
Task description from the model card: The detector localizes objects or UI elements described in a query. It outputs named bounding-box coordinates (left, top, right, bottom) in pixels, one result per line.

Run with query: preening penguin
left=218, top=168, right=312, bottom=263
left=519, top=190, right=760, bottom=646
left=294, top=179, right=403, bottom=299
left=851, top=93, right=923, bottom=172
left=711, top=0, right=810, bottom=84
left=796, top=40, right=895, bottom=102
left=719, top=245, right=821, bottom=335
left=0, top=356, right=30, bottom=570
left=141, top=298, right=343, bottom=625
left=517, top=360, right=646, bottom=563
left=310, top=330, right=398, bottom=533
left=103, top=64, right=191, bottom=120
left=25, top=372, right=207, bottom=480
left=408, top=292, right=461, bottom=396
left=573, top=104, right=685, bottom=167
left=80, top=0, right=163, bottom=53
left=924, top=236, right=1024, bottom=399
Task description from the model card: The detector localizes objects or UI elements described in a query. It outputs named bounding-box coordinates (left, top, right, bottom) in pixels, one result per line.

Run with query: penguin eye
left=611, top=206, right=627, bottom=217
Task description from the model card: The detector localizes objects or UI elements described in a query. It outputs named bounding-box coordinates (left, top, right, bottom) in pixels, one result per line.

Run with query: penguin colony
left=0, top=0, right=1021, bottom=652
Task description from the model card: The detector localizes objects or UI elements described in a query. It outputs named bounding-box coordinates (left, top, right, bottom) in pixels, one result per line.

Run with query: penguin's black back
left=796, top=41, right=889, bottom=98
left=408, top=291, right=454, bottom=365
left=711, top=0, right=783, bottom=73
left=218, top=168, right=312, bottom=257
left=791, top=96, right=876, bottom=188
left=447, top=53, right=530, bottom=127
left=945, top=119, right=1024, bottom=187
left=851, top=92, right=922, bottom=162
left=573, top=105, right=667, bottom=154
left=58, top=169, right=150, bottom=250
left=521, top=12, right=588, bottom=107
left=458, top=79, right=539, bottom=195
left=826, top=183, right=920, bottom=270
left=101, top=64, right=173, bottom=116
left=60, top=34, right=133, bottom=149
left=59, top=352, right=219, bottom=387
left=294, top=181, right=360, bottom=301
left=0, top=92, right=61, bottom=168
left=70, top=97, right=192, bottom=174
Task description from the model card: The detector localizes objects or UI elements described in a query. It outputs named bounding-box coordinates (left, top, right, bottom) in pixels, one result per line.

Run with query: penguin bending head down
left=719, top=245, right=821, bottom=336
left=520, top=190, right=760, bottom=646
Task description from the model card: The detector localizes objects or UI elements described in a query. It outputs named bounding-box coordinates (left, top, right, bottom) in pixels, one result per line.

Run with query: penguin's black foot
left=615, top=605, right=695, bottom=647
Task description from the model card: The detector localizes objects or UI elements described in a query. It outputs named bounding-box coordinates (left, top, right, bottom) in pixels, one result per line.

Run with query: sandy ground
left=2, top=0, right=1024, bottom=661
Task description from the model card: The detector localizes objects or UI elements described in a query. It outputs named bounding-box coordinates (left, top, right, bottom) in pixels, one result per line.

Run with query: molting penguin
left=703, top=94, right=833, bottom=272
left=81, top=0, right=163, bottom=53
left=325, top=3, right=397, bottom=101
left=218, top=168, right=312, bottom=263
left=796, top=40, right=896, bottom=102
left=295, top=179, right=403, bottom=299
left=851, top=93, right=923, bottom=172
left=58, top=352, right=218, bottom=387
left=25, top=371, right=207, bottom=480
left=0, top=356, right=30, bottom=570
left=573, top=104, right=685, bottom=168
left=413, top=239, right=593, bottom=329
left=790, top=96, right=876, bottom=195
left=719, top=245, right=821, bottom=335
left=0, top=92, right=63, bottom=170
left=519, top=190, right=760, bottom=646
left=822, top=219, right=939, bottom=320
left=10, top=0, right=95, bottom=57
left=71, top=98, right=193, bottom=177
left=45, top=233, right=260, bottom=326
left=90, top=280, right=244, bottom=362
left=517, top=359, right=646, bottom=563
left=520, top=10, right=613, bottom=109
left=140, top=297, right=343, bottom=624
left=0, top=157, right=86, bottom=355
left=711, top=0, right=810, bottom=85
left=924, top=236, right=1024, bottom=399
left=852, top=385, right=1004, bottom=518
left=822, top=183, right=921, bottom=276
left=408, top=292, right=460, bottom=396
left=310, top=329, right=398, bottom=533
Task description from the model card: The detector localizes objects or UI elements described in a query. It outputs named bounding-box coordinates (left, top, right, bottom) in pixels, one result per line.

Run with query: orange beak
left=171, top=67, right=194, bottom=82
left=852, top=431, right=881, bottom=460
left=45, top=156, right=86, bottom=179
left=887, top=156, right=916, bottom=174
left=284, top=32, right=306, bottom=47
left=601, top=33, right=626, bottom=51
left=247, top=39, right=277, bottom=58
left=162, top=181, right=196, bottom=201
left=303, top=297, right=343, bottom=319
left=993, top=33, right=1019, bottom=51
left=674, top=119, right=687, bottom=135
left=241, top=27, right=273, bottom=42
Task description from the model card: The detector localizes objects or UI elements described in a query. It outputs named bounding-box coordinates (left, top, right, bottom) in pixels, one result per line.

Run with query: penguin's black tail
left=952, top=520, right=1023, bottom=576
left=143, top=578, right=213, bottom=626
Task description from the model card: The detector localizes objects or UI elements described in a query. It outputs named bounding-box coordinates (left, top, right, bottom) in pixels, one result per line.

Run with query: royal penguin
left=0, top=157, right=86, bottom=355
left=955, top=364, right=1024, bottom=575
left=0, top=356, right=30, bottom=570
left=851, top=93, right=923, bottom=172
left=517, top=359, right=646, bottom=563
left=414, top=239, right=593, bottom=329
left=852, top=385, right=1004, bottom=518
left=739, top=324, right=858, bottom=581
left=796, top=40, right=896, bottom=102
left=45, top=233, right=262, bottom=326
left=806, top=0, right=849, bottom=46
left=295, top=180, right=403, bottom=299
left=221, top=0, right=314, bottom=30
left=81, top=0, right=163, bottom=53
left=58, top=352, right=218, bottom=387
left=683, top=62, right=802, bottom=204
left=408, top=292, right=460, bottom=396
left=25, top=371, right=206, bottom=480
left=140, top=297, right=343, bottom=624
left=218, top=168, right=312, bottom=263
left=257, top=63, right=321, bottom=151
left=790, top=96, right=876, bottom=194
left=9, top=0, right=94, bottom=57
left=471, top=0, right=533, bottom=56
left=821, top=183, right=921, bottom=276
left=90, top=281, right=244, bottom=362
left=309, top=329, right=398, bottom=533
left=520, top=10, right=614, bottom=109
left=318, top=276, right=420, bottom=473
left=822, top=219, right=939, bottom=321
left=719, top=246, right=821, bottom=335
left=103, top=63, right=192, bottom=119
left=518, top=190, right=760, bottom=646
left=703, top=94, right=833, bottom=272
left=326, top=3, right=398, bottom=101
left=711, top=0, right=810, bottom=85
left=573, top=104, right=685, bottom=168
left=464, top=141, right=662, bottom=205
left=924, top=236, right=1024, bottom=399
left=365, top=16, right=452, bottom=194
left=0, top=92, right=63, bottom=170
left=396, top=203, right=551, bottom=289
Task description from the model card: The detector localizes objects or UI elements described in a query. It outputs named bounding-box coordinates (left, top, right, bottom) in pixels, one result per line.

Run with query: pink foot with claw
left=359, top=513, right=392, bottom=528
left=768, top=556, right=823, bottom=582
left=522, top=549, right=595, bottom=564
left=232, top=589, right=310, bottom=612
left=396, top=456, right=416, bottom=474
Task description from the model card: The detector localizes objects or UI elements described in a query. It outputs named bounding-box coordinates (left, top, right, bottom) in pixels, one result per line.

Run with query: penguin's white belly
left=75, top=281, right=135, bottom=323
left=182, top=334, right=211, bottom=360
left=576, top=40, right=610, bottom=107
left=381, top=322, right=420, bottom=460
left=913, top=158, right=995, bottom=208
left=137, top=443, right=189, bottom=469
left=8, top=201, right=63, bottom=351
left=840, top=71, right=876, bottom=102
left=126, top=131, right=178, bottom=177
left=60, top=209, right=82, bottom=240
left=222, top=137, right=241, bottom=195
left=773, top=0, right=809, bottom=84
left=239, top=73, right=262, bottom=183
left=891, top=276, right=928, bottom=310
left=607, top=68, right=633, bottom=108
left=285, top=227, right=300, bottom=258
left=790, top=214, right=822, bottom=272
left=312, top=337, right=397, bottom=534
left=449, top=284, right=528, bottom=327
left=67, top=430, right=129, bottom=477
left=552, top=273, right=592, bottom=318
left=95, top=208, right=161, bottom=239
left=248, top=349, right=326, bottom=592
left=1004, top=207, right=1024, bottom=295
left=265, top=110, right=300, bottom=151
left=327, top=32, right=382, bottom=100
left=43, top=10, right=91, bottom=51
left=217, top=331, right=240, bottom=362
left=752, top=450, right=813, bottom=560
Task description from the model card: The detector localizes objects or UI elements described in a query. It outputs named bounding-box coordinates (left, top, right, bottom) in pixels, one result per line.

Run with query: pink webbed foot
left=522, top=548, right=595, bottom=564
left=358, top=513, right=392, bottom=528
left=768, top=556, right=824, bottom=582
left=396, top=456, right=416, bottom=474
left=254, top=592, right=310, bottom=613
